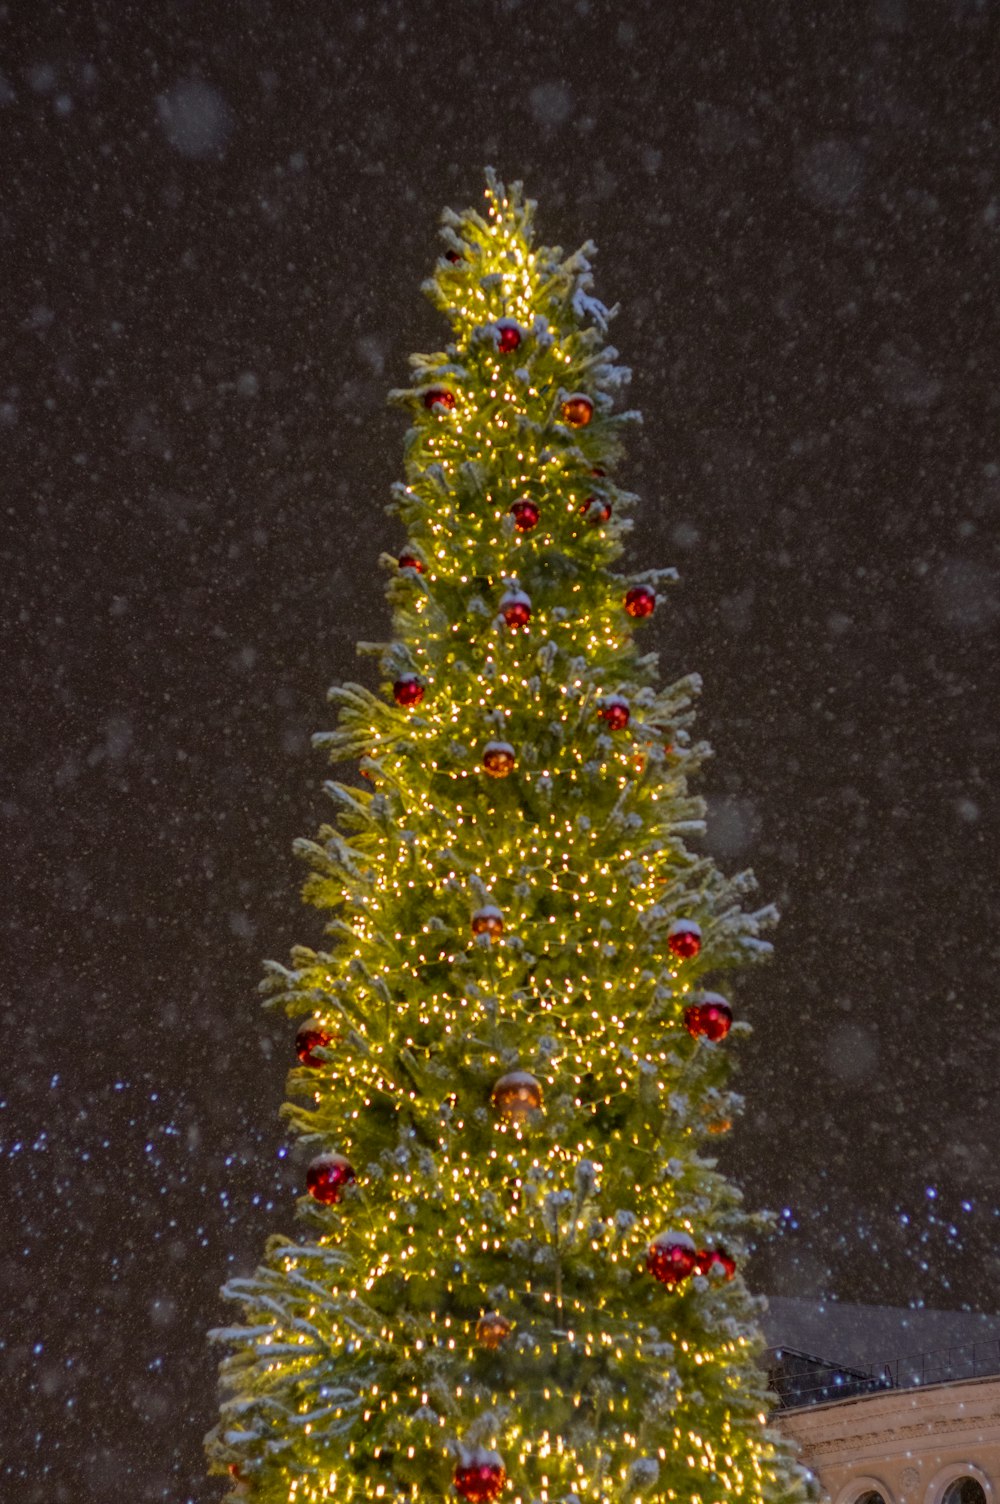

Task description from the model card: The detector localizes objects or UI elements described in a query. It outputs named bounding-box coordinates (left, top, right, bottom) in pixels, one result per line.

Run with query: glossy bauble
left=496, top=322, right=522, bottom=354
left=227, top=1463, right=250, bottom=1497
left=423, top=388, right=455, bottom=411
left=647, top=1231, right=697, bottom=1286
left=667, top=919, right=702, bottom=960
left=492, top=1070, right=543, bottom=1122
left=694, top=1247, right=737, bottom=1280
left=510, top=499, right=540, bottom=532
left=598, top=696, right=630, bottom=731
left=482, top=741, right=516, bottom=777
left=560, top=394, right=593, bottom=427
left=712, top=1248, right=737, bottom=1280
left=624, top=584, right=656, bottom=618
left=471, top=905, right=504, bottom=939
left=295, top=1018, right=334, bottom=1067
left=684, top=993, right=732, bottom=1042
left=499, top=590, right=531, bottom=628
left=305, top=1153, right=356, bottom=1205
left=475, top=1311, right=513, bottom=1350
left=454, top=1452, right=507, bottom=1504
left=393, top=676, right=425, bottom=708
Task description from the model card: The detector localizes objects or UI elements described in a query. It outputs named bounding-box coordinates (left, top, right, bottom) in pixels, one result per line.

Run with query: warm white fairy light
left=206, top=171, right=802, bottom=1504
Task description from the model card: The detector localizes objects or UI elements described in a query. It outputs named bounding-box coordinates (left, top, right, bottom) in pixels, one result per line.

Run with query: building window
left=943, top=1481, right=987, bottom=1504
left=856, top=1492, right=887, bottom=1504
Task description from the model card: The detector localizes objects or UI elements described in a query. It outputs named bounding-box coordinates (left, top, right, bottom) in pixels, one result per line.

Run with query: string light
left=206, top=171, right=801, bottom=1504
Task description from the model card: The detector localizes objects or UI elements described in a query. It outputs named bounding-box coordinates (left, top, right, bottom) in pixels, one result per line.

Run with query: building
left=763, top=1299, right=1000, bottom=1504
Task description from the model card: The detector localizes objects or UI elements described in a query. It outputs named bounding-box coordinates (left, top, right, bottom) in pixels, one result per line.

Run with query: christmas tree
left=206, top=171, right=812, bottom=1504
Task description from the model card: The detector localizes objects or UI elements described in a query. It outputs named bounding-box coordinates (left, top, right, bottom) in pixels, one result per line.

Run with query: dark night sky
left=4, top=2, right=1000, bottom=1499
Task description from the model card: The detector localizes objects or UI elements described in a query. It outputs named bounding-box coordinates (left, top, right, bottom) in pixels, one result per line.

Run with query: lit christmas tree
left=206, top=171, right=813, bottom=1504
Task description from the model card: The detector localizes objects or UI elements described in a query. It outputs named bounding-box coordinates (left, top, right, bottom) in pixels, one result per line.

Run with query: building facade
left=777, top=1375, right=1000, bottom=1504
left=765, top=1301, right=1000, bottom=1504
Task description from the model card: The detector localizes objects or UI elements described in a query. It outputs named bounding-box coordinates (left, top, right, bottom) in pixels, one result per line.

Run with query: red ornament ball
left=694, top=1247, right=737, bottom=1280
left=499, top=590, right=531, bottom=628
left=510, top=499, right=540, bottom=532
left=646, top=1230, right=697, bottom=1286
left=305, top=1152, right=355, bottom=1205
left=472, top=905, right=504, bottom=939
left=423, top=388, right=455, bottom=411
left=444, top=249, right=462, bottom=263
left=496, top=322, right=522, bottom=354
left=398, top=551, right=425, bottom=574
left=598, top=696, right=630, bottom=731
left=482, top=740, right=516, bottom=778
left=684, top=993, right=732, bottom=1042
left=295, top=1018, right=334, bottom=1067
left=561, top=394, right=594, bottom=427
left=580, top=496, right=612, bottom=524
left=713, top=1248, right=737, bottom=1280
left=393, top=676, right=425, bottom=708
left=624, top=585, right=656, bottom=619
left=454, top=1453, right=507, bottom=1504
left=693, top=1247, right=737, bottom=1280
left=667, top=919, right=702, bottom=960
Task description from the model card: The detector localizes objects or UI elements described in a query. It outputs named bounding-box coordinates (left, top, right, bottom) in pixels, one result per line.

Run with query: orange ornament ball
left=471, top=905, right=504, bottom=939
left=482, top=741, right=516, bottom=778
left=475, top=1311, right=513, bottom=1350
left=492, top=1070, right=543, bottom=1122
left=561, top=394, right=593, bottom=427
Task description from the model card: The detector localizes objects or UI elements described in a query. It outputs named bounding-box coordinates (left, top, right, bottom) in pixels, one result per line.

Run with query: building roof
left=761, top=1297, right=1000, bottom=1410
left=761, top=1297, right=1000, bottom=1371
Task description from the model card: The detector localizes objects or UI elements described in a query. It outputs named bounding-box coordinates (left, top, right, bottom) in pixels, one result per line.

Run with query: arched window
left=856, top=1491, right=887, bottom=1504
left=943, top=1481, right=988, bottom=1504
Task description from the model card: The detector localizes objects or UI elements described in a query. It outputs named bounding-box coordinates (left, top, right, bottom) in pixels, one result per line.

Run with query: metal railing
left=766, top=1336, right=1000, bottom=1410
